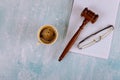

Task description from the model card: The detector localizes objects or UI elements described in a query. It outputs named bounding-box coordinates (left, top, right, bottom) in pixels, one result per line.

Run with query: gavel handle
left=58, top=19, right=89, bottom=61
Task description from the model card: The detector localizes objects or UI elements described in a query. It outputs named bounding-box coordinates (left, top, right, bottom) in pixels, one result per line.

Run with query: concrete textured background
left=0, top=0, right=120, bottom=80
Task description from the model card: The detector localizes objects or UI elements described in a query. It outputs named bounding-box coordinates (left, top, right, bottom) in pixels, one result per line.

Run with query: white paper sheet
left=65, top=0, right=120, bottom=59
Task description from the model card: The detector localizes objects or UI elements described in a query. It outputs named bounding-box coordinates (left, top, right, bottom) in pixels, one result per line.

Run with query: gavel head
left=81, top=8, right=99, bottom=23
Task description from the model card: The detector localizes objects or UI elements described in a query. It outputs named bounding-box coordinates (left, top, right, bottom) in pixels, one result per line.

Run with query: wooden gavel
left=58, top=7, right=99, bottom=61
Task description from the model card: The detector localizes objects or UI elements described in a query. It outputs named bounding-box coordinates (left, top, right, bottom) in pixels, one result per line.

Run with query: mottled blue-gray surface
left=0, top=0, right=120, bottom=80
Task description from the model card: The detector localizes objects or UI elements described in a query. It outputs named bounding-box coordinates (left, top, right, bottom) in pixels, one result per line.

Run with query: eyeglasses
left=77, top=25, right=114, bottom=49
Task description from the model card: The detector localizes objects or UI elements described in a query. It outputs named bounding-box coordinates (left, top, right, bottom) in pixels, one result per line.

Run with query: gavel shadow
left=65, top=5, right=84, bottom=43
left=49, top=5, right=85, bottom=61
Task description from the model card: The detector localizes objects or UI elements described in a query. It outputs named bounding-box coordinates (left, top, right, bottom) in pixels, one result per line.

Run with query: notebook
left=65, top=0, right=120, bottom=59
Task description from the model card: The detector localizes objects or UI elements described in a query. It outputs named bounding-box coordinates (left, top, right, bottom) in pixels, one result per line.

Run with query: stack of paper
left=65, top=0, right=120, bottom=59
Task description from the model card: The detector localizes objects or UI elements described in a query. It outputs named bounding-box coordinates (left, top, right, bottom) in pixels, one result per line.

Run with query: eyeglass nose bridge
left=94, top=36, right=102, bottom=42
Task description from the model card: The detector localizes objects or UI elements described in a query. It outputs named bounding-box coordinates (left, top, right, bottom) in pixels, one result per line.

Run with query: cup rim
left=37, top=24, right=58, bottom=45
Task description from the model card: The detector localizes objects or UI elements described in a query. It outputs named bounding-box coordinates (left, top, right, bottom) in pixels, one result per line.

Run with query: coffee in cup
left=37, top=25, right=58, bottom=45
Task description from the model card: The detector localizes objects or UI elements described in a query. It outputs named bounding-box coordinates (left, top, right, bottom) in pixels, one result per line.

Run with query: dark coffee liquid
left=39, top=26, right=56, bottom=44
